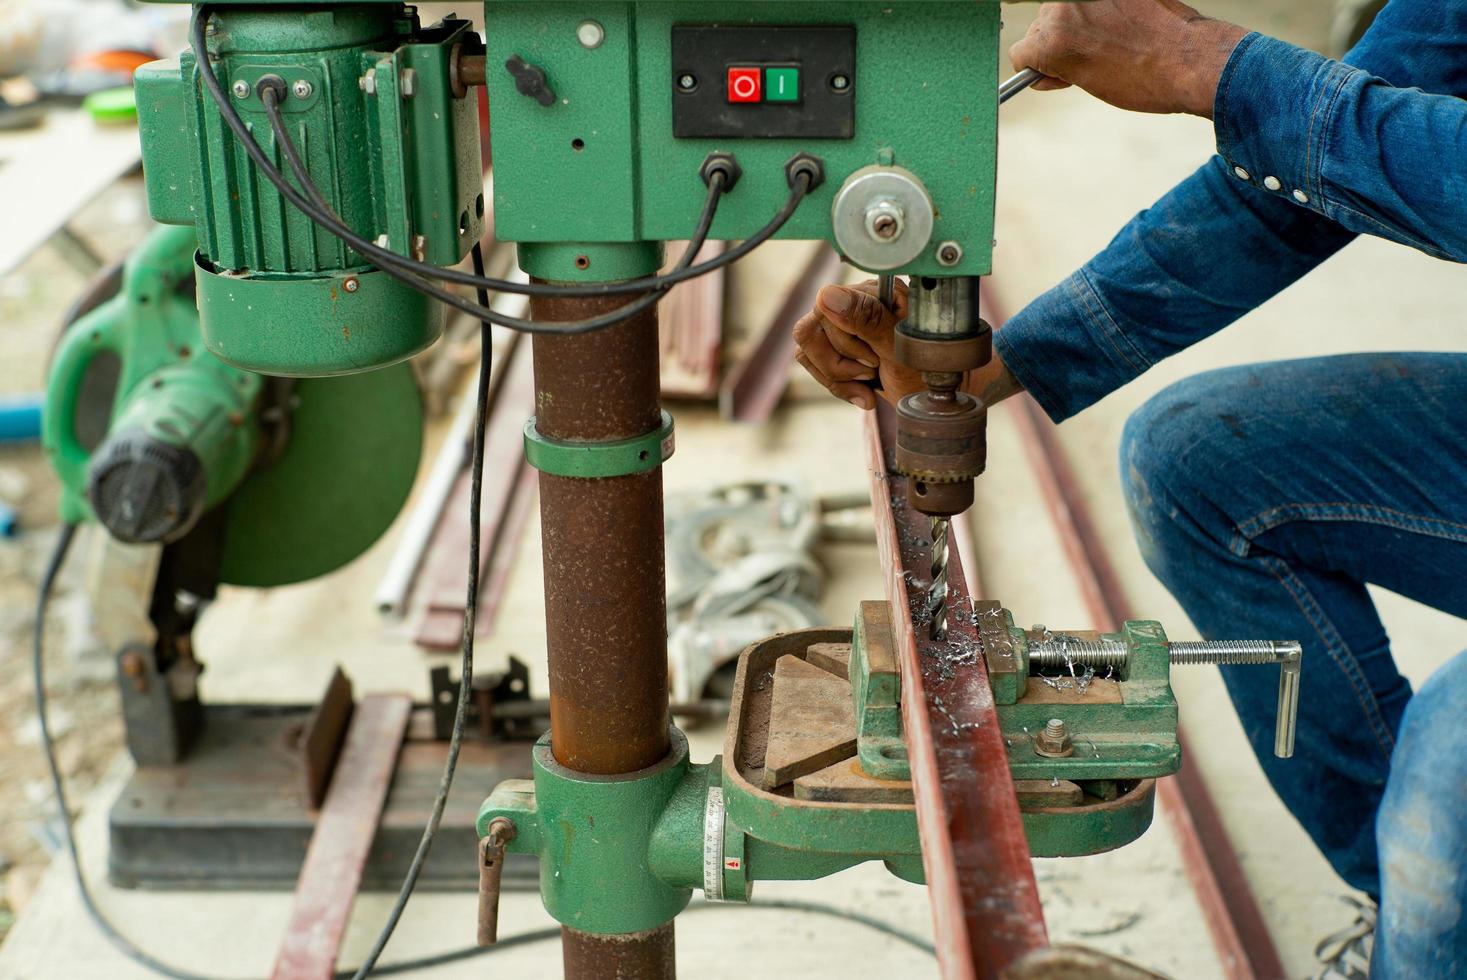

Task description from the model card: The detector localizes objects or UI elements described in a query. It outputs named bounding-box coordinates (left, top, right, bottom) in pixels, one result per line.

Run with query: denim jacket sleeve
left=995, top=0, right=1467, bottom=423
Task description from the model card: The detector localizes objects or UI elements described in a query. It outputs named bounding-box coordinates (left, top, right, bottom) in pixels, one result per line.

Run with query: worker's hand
left=794, top=280, right=922, bottom=411
left=1010, top=0, right=1249, bottom=118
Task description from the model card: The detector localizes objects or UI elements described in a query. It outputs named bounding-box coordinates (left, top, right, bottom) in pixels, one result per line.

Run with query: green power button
left=765, top=67, right=800, bottom=103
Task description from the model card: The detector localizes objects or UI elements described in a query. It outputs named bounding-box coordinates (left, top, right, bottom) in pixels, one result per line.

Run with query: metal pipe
left=561, top=923, right=676, bottom=977
left=0, top=394, right=42, bottom=445
left=529, top=287, right=675, bottom=978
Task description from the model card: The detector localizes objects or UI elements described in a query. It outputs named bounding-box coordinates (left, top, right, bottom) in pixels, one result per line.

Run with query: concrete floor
left=4, top=2, right=1466, bottom=978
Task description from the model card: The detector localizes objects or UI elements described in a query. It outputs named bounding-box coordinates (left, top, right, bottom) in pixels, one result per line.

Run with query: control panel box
left=483, top=1, right=1002, bottom=278
left=670, top=25, right=856, bottom=139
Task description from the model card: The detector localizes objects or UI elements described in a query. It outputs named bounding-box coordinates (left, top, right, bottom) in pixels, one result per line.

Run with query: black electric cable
left=349, top=239, right=495, bottom=979
left=259, top=83, right=740, bottom=338
left=193, top=8, right=811, bottom=312
left=32, top=528, right=937, bottom=978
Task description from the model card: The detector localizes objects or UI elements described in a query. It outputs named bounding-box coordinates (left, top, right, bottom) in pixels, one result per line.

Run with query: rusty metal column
left=529, top=288, right=676, bottom=978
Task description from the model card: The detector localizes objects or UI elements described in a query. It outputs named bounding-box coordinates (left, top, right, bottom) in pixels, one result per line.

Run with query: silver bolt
left=1034, top=718, right=1074, bottom=758
left=292, top=79, right=314, bottom=100
left=343, top=277, right=360, bottom=294
left=830, top=73, right=850, bottom=91
left=1027, top=638, right=1302, bottom=759
left=375, top=233, right=391, bottom=249
left=677, top=73, right=697, bottom=92
left=401, top=68, right=418, bottom=99
left=936, top=241, right=964, bottom=267
left=576, top=20, right=606, bottom=49
left=232, top=79, right=250, bottom=100
left=360, top=73, right=377, bottom=96
left=864, top=199, right=905, bottom=243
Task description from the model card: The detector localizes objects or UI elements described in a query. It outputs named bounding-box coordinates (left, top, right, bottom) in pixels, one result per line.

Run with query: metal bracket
left=523, top=411, right=675, bottom=479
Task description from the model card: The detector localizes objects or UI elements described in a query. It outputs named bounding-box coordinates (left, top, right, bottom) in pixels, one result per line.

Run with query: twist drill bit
left=927, top=516, right=949, bottom=640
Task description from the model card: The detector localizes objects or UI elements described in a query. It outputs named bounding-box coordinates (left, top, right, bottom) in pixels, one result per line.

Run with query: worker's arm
left=996, top=0, right=1467, bottom=422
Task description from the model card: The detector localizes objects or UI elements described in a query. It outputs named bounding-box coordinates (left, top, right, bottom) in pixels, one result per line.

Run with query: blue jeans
left=1120, top=353, right=1467, bottom=979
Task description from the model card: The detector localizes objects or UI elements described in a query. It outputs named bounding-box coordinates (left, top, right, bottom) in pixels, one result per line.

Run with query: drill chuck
left=895, top=391, right=987, bottom=517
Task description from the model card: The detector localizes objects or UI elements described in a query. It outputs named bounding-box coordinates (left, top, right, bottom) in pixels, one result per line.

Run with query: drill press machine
left=111, top=1, right=1306, bottom=975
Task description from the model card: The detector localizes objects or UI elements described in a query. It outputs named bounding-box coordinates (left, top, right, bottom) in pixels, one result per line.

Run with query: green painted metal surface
left=194, top=258, right=441, bottom=377
left=44, top=226, right=261, bottom=527
left=851, top=603, right=910, bottom=780
left=989, top=612, right=1182, bottom=782
left=1021, top=781, right=1157, bottom=859
left=216, top=364, right=423, bottom=587
left=480, top=731, right=696, bottom=935
left=516, top=240, right=668, bottom=285
left=524, top=411, right=674, bottom=478
left=483, top=1, right=1002, bottom=278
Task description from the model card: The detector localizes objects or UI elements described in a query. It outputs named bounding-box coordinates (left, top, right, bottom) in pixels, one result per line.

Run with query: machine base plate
left=108, top=704, right=538, bottom=891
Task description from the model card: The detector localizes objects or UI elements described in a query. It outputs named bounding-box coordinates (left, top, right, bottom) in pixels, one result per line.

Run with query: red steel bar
left=414, top=347, right=537, bottom=651
left=272, top=694, right=412, bottom=980
left=865, top=405, right=1048, bottom=980
left=983, top=280, right=1287, bottom=980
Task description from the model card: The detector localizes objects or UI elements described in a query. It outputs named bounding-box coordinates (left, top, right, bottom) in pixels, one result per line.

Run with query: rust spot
left=342, top=326, right=351, bottom=340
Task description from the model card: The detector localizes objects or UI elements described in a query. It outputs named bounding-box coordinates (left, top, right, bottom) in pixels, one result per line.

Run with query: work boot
left=1314, top=895, right=1377, bottom=980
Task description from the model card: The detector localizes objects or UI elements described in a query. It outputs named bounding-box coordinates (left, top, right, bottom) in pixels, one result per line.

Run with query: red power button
left=727, top=67, right=762, bottom=103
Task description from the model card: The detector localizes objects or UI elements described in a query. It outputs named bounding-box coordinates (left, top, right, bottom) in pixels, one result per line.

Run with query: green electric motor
left=134, top=7, right=485, bottom=377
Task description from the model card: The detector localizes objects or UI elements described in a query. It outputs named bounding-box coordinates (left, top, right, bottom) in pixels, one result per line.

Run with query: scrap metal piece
left=300, top=667, right=353, bottom=808
left=272, top=694, right=411, bottom=980
left=865, top=405, right=1048, bottom=978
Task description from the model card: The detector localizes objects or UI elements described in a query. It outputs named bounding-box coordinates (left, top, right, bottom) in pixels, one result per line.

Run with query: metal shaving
left=931, top=695, right=978, bottom=736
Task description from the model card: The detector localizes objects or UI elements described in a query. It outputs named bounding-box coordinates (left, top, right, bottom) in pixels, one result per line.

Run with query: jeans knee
left=1119, top=380, right=1220, bottom=576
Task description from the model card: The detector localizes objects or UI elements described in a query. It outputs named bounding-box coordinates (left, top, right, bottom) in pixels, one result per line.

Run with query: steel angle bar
left=864, top=405, right=1048, bottom=980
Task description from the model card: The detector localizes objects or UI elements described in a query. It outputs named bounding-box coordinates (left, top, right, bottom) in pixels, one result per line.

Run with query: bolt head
left=937, top=241, right=964, bottom=267
left=1034, top=718, right=1075, bottom=758
left=864, top=200, right=905, bottom=243
left=830, top=73, right=851, bottom=92
left=292, top=79, right=314, bottom=100
left=232, top=79, right=250, bottom=100
left=677, top=73, right=698, bottom=92
left=576, top=20, right=606, bottom=49
left=343, top=277, right=361, bottom=293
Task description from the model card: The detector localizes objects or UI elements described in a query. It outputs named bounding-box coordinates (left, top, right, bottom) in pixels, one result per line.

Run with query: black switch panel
left=671, top=25, right=857, bottom=140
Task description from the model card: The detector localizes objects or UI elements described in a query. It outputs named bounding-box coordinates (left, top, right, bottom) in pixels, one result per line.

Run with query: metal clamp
left=523, top=411, right=675, bottom=479
left=1028, top=638, right=1304, bottom=759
